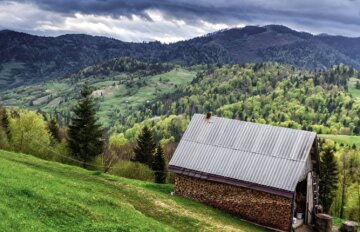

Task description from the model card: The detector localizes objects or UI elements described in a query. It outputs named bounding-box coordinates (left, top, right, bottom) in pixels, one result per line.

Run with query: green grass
left=319, top=134, right=360, bottom=147
left=0, top=150, right=268, bottom=232
left=96, top=68, right=196, bottom=127
left=348, top=77, right=360, bottom=98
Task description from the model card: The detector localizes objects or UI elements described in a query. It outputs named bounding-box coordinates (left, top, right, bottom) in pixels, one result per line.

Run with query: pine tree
left=133, top=125, right=156, bottom=166
left=48, top=118, right=61, bottom=142
left=356, top=80, right=360, bottom=90
left=152, top=144, right=167, bottom=184
left=0, top=107, right=10, bottom=139
left=319, top=148, right=339, bottom=213
left=67, top=85, right=104, bottom=168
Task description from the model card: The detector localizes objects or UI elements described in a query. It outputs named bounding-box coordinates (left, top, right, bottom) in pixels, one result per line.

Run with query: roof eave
left=169, top=165, right=294, bottom=198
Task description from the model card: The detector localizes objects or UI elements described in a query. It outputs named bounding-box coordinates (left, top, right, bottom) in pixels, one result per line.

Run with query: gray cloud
left=1, top=0, right=360, bottom=42
left=16, top=0, right=360, bottom=25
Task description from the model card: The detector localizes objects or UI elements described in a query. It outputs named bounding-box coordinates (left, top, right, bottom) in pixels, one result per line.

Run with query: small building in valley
left=169, top=114, right=320, bottom=232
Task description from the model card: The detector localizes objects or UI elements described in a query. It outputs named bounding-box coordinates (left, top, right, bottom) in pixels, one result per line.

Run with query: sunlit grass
left=0, top=150, right=268, bottom=232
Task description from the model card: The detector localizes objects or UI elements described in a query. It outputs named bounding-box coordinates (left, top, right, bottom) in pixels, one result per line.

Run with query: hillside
left=2, top=61, right=360, bottom=135
left=0, top=58, right=198, bottom=129
left=0, top=150, right=268, bottom=232
left=319, top=134, right=360, bottom=148
left=1, top=25, right=360, bottom=89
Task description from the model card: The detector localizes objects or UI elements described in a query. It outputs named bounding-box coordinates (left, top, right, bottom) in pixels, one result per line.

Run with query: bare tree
left=102, top=141, right=135, bottom=173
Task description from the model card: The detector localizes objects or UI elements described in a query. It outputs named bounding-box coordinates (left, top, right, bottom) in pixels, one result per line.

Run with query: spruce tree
left=152, top=144, right=167, bottom=184
left=319, top=148, right=339, bottom=213
left=0, top=108, right=10, bottom=139
left=356, top=80, right=360, bottom=89
left=48, top=118, right=61, bottom=142
left=68, top=85, right=104, bottom=168
left=133, top=125, right=156, bottom=166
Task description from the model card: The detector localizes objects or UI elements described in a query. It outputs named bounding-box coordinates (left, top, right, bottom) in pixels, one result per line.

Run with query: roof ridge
left=181, top=138, right=307, bottom=163
left=193, top=113, right=316, bottom=136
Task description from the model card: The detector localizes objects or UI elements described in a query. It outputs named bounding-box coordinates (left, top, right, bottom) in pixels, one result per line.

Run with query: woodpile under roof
left=169, top=114, right=317, bottom=197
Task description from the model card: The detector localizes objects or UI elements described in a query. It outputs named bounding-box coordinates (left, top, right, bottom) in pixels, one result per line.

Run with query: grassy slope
left=0, top=150, right=268, bottom=232
left=348, top=77, right=360, bottom=98
left=97, top=68, right=196, bottom=126
left=319, top=134, right=360, bottom=147
left=0, top=68, right=196, bottom=128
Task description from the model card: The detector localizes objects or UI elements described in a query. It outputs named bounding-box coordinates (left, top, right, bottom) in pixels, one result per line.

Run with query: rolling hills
left=1, top=25, right=360, bottom=89
left=0, top=149, right=268, bottom=232
left=0, top=57, right=198, bottom=128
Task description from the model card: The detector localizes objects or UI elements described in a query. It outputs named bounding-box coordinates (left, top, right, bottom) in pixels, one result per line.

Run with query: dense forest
left=115, top=63, right=360, bottom=136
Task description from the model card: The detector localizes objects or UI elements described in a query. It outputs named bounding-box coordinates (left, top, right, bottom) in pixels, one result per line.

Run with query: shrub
left=110, top=160, right=154, bottom=182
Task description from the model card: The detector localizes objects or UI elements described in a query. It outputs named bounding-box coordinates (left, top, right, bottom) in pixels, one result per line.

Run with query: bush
left=9, top=110, right=52, bottom=159
left=0, top=127, right=9, bottom=150
left=110, top=160, right=154, bottom=181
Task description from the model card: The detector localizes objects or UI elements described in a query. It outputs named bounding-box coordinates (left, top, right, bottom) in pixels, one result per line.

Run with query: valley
left=0, top=24, right=359, bottom=231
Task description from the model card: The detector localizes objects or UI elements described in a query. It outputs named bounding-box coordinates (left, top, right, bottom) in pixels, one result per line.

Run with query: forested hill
left=1, top=25, right=360, bottom=89
left=122, top=63, right=360, bottom=137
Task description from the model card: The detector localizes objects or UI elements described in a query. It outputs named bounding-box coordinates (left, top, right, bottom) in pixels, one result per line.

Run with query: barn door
left=305, top=172, right=314, bottom=224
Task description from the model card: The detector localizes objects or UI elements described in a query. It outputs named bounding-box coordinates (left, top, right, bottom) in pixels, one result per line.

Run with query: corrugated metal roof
left=169, top=114, right=317, bottom=192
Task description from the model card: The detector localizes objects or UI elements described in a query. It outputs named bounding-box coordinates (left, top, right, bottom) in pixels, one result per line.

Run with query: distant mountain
left=1, top=25, right=360, bottom=89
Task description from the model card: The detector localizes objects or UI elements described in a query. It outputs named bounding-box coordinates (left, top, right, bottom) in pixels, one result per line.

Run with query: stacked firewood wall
left=175, top=174, right=293, bottom=231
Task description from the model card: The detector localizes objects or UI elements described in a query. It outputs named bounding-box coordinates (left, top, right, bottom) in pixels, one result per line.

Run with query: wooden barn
left=169, top=114, right=320, bottom=231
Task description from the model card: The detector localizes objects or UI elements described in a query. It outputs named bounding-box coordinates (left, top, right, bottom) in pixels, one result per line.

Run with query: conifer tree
left=48, top=118, right=61, bottom=142
left=319, top=148, right=339, bottom=213
left=0, top=107, right=10, bottom=139
left=133, top=125, right=156, bottom=166
left=68, top=85, right=104, bottom=168
left=356, top=80, right=360, bottom=89
left=152, top=144, right=167, bottom=184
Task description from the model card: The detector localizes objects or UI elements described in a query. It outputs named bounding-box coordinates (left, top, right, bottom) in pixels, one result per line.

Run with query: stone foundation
left=175, top=174, right=293, bottom=231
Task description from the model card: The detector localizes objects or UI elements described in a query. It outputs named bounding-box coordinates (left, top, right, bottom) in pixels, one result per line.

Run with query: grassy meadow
left=0, top=67, right=196, bottom=128
left=319, top=134, right=360, bottom=148
left=0, top=150, right=268, bottom=232
left=348, top=77, right=360, bottom=98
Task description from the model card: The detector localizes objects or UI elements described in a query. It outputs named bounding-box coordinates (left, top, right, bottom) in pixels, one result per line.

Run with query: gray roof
left=169, top=114, right=317, bottom=193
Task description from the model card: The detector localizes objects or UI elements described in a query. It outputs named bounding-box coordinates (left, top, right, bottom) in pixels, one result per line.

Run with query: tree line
left=0, top=85, right=168, bottom=184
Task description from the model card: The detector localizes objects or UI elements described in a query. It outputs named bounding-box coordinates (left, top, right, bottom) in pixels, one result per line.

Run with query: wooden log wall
left=175, top=174, right=293, bottom=232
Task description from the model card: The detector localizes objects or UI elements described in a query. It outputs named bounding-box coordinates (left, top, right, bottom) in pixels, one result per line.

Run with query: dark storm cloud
left=1, top=0, right=360, bottom=41
left=16, top=0, right=360, bottom=27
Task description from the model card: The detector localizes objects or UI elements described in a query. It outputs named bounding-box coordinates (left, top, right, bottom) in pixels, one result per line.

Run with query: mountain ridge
left=1, top=25, right=360, bottom=89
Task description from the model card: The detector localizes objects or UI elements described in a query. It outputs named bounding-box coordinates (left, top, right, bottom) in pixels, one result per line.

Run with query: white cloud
left=0, top=1, right=235, bottom=42
left=1, top=0, right=360, bottom=42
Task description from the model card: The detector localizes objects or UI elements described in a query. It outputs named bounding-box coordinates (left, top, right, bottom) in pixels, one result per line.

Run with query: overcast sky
left=1, top=0, right=360, bottom=43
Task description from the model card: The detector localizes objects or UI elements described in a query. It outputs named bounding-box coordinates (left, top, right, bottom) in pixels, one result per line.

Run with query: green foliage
left=68, top=85, right=104, bottom=168
left=152, top=144, right=167, bottom=184
left=130, top=63, right=360, bottom=136
left=356, top=81, right=360, bottom=90
left=320, top=147, right=339, bottom=213
left=0, top=107, right=10, bottom=138
left=47, top=118, right=61, bottom=142
left=0, top=107, right=10, bottom=149
left=0, top=126, right=9, bottom=149
left=133, top=125, right=156, bottom=166
left=110, top=160, right=155, bottom=182
left=8, top=110, right=51, bottom=159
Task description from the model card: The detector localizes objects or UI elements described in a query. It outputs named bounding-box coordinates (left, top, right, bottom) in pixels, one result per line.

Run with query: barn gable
left=169, top=114, right=317, bottom=196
